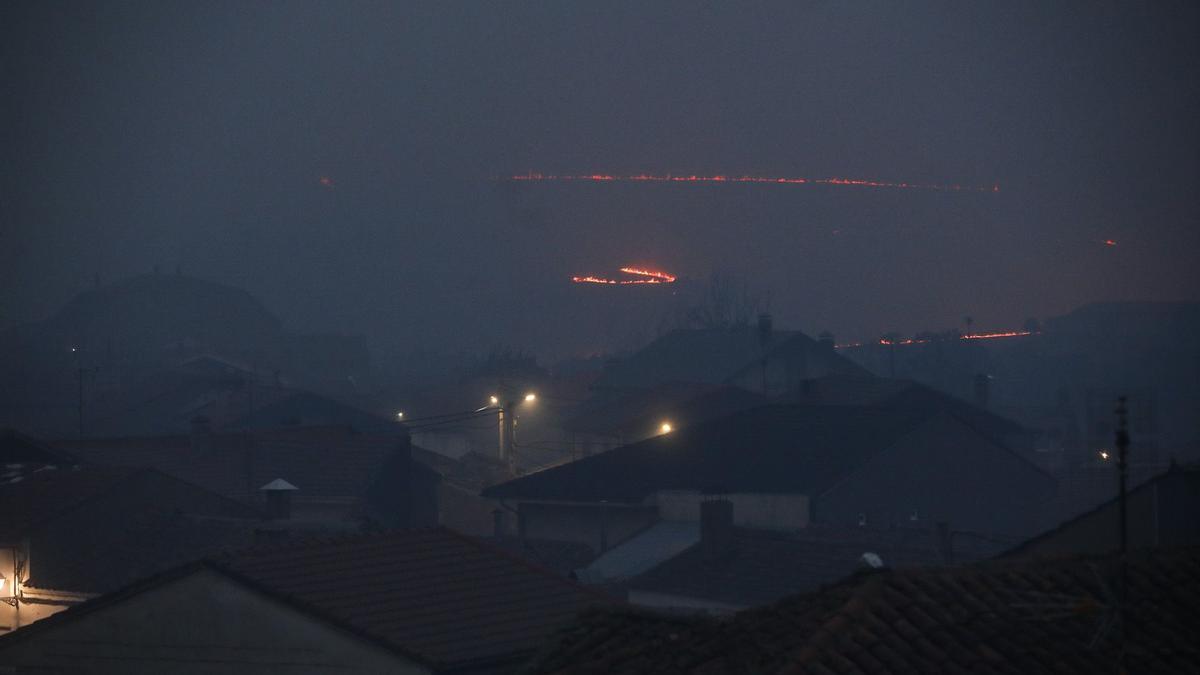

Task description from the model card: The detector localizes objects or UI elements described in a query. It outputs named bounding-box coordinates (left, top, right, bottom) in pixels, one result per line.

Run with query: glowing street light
left=1099, top=450, right=1110, bottom=461
left=395, top=411, right=405, bottom=420
left=489, top=395, right=500, bottom=406
left=524, top=393, right=537, bottom=402
left=660, top=422, right=673, bottom=434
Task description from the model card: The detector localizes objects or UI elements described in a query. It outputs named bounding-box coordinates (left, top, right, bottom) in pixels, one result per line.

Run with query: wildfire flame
left=507, top=172, right=998, bottom=193
left=572, top=266, right=677, bottom=285
left=838, top=330, right=1036, bottom=349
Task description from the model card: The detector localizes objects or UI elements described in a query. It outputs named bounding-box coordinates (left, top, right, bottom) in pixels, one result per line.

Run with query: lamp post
left=489, top=387, right=536, bottom=474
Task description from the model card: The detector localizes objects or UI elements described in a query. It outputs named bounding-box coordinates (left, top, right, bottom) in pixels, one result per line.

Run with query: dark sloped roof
left=482, top=536, right=600, bottom=578
left=0, top=529, right=611, bottom=672
left=793, top=372, right=1026, bottom=444
left=564, top=384, right=766, bottom=436
left=593, top=328, right=862, bottom=391
left=529, top=547, right=1200, bottom=674
left=1, top=466, right=262, bottom=593
left=209, top=529, right=612, bottom=670
left=1003, top=462, right=1200, bottom=558
left=226, top=391, right=399, bottom=434
left=628, top=525, right=1010, bottom=608
left=483, top=405, right=934, bottom=503
left=0, top=465, right=135, bottom=542
left=54, top=426, right=407, bottom=504
left=227, top=528, right=609, bottom=670
left=0, top=428, right=77, bottom=465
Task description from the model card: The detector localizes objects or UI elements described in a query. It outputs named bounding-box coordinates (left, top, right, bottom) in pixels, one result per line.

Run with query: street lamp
left=524, top=393, right=537, bottom=402
left=660, top=421, right=673, bottom=434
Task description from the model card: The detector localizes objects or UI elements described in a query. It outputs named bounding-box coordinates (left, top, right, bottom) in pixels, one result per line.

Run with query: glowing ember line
left=507, top=172, right=998, bottom=193
left=619, top=267, right=677, bottom=283
left=961, top=330, right=1034, bottom=341
left=572, top=265, right=677, bottom=285
left=838, top=329, right=1036, bottom=349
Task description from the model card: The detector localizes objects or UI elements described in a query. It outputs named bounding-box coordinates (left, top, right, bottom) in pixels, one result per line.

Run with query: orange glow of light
left=961, top=330, right=1034, bottom=341
left=619, top=267, right=677, bottom=282
left=572, top=265, right=677, bottom=285
left=506, top=172, right=997, bottom=193
left=862, top=329, right=1037, bottom=349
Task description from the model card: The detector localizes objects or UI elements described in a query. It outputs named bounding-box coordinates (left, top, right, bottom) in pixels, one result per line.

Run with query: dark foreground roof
left=484, top=405, right=940, bottom=503
left=629, top=525, right=1010, bottom=608
left=529, top=547, right=1200, bottom=674
left=0, top=528, right=610, bottom=673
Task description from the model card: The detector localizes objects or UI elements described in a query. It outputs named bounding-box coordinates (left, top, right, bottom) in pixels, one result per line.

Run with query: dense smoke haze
left=3, top=1, right=1197, bottom=361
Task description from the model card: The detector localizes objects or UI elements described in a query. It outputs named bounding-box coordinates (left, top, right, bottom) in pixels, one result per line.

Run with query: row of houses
left=0, top=319, right=1196, bottom=672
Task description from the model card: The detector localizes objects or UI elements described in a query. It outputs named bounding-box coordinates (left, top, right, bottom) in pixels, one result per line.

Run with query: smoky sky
left=3, top=1, right=1197, bottom=362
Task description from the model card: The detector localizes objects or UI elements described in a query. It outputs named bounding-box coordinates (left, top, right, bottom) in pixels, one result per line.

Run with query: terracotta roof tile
left=528, top=547, right=1200, bottom=674
left=211, top=527, right=610, bottom=670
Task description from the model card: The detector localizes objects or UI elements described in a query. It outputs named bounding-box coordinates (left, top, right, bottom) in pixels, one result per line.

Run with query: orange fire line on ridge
left=507, top=172, right=998, bottom=193
left=836, top=330, right=1036, bottom=349
left=572, top=266, right=677, bottom=285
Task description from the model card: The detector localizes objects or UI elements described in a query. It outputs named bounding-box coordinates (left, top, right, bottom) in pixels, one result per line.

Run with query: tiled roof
left=483, top=536, right=600, bottom=578
left=483, top=405, right=937, bottom=503
left=0, top=528, right=611, bottom=672
left=529, top=547, right=1200, bottom=674
left=628, top=525, right=1010, bottom=609
left=210, top=528, right=610, bottom=670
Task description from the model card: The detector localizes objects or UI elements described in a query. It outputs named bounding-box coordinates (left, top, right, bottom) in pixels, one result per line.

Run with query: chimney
left=189, top=416, right=213, bottom=453
left=700, top=498, right=735, bottom=562
left=260, top=478, right=298, bottom=520
left=757, top=313, right=773, bottom=350
left=973, top=373, right=991, bottom=409
left=936, top=521, right=954, bottom=564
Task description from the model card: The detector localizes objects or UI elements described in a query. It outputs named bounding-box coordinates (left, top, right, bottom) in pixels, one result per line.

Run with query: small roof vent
left=259, top=478, right=299, bottom=491
left=860, top=552, right=884, bottom=569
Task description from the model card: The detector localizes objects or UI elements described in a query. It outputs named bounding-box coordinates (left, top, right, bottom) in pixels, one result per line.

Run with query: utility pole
left=499, top=400, right=515, bottom=474
left=1114, top=395, right=1130, bottom=674
left=72, top=347, right=85, bottom=438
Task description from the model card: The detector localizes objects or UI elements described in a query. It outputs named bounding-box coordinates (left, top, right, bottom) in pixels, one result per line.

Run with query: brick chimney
left=700, top=498, right=736, bottom=562
left=260, top=478, right=298, bottom=520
